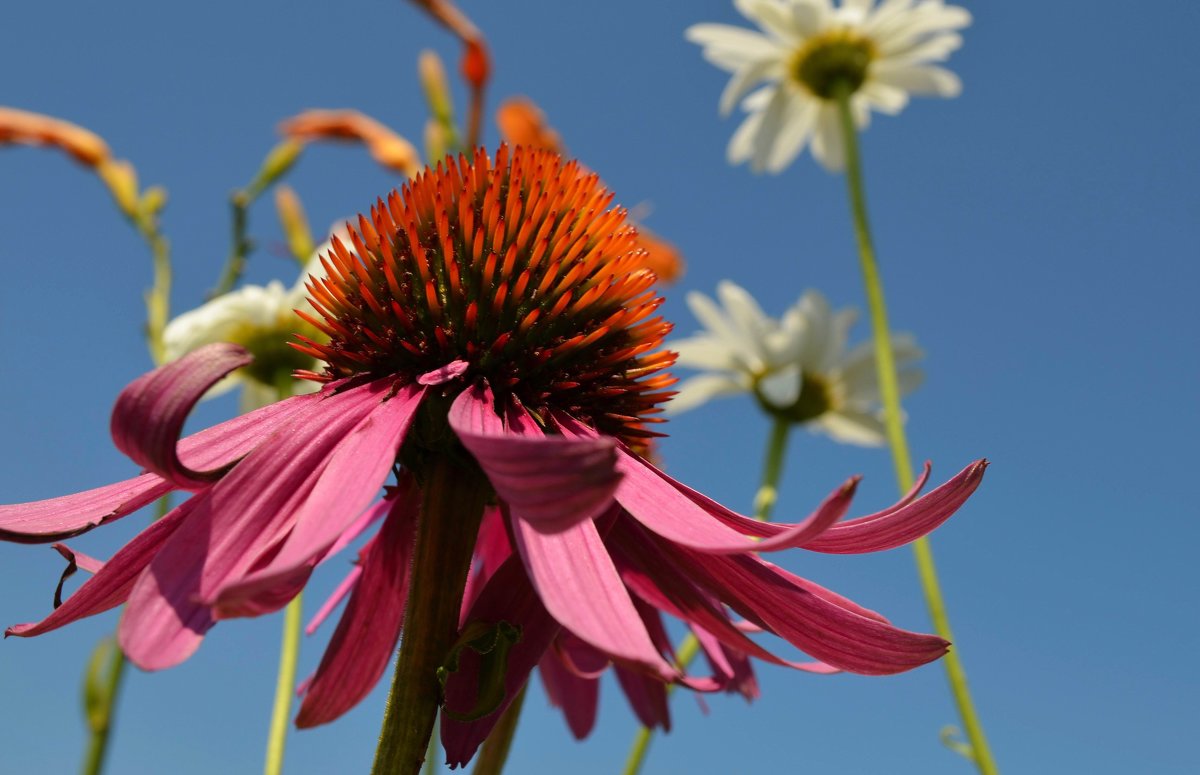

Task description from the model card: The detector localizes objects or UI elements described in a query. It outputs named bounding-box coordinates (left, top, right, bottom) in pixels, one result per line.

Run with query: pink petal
left=509, top=507, right=676, bottom=679
left=552, top=630, right=611, bottom=680
left=615, top=665, right=671, bottom=732
left=306, top=564, right=363, bottom=636
left=441, top=555, right=562, bottom=767
left=449, top=385, right=622, bottom=534
left=0, top=385, right=315, bottom=544
left=119, top=381, right=388, bottom=670
left=294, top=487, right=420, bottom=728
left=212, top=386, right=424, bottom=618
left=5, top=500, right=193, bottom=638
left=0, top=474, right=170, bottom=544
left=110, top=343, right=254, bottom=489
left=672, top=544, right=949, bottom=675
left=801, top=460, right=988, bottom=554
left=610, top=518, right=856, bottom=674
left=417, top=359, right=469, bottom=385
left=538, top=651, right=599, bottom=740
left=557, top=414, right=856, bottom=553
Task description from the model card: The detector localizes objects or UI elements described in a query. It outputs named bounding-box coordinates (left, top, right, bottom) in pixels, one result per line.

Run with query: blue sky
left=1, top=1, right=1197, bottom=773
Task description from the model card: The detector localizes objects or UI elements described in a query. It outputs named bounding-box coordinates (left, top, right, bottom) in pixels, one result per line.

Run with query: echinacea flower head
left=671, top=282, right=922, bottom=446
left=2, top=147, right=981, bottom=767
left=687, top=0, right=971, bottom=172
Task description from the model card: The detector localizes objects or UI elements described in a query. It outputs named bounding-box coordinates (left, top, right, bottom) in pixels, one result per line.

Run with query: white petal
left=686, top=24, right=786, bottom=70
left=671, top=335, right=739, bottom=371
left=859, top=78, right=910, bottom=115
left=685, top=290, right=762, bottom=371
left=873, top=63, right=962, bottom=97
left=814, top=410, right=888, bottom=446
left=728, top=107, right=767, bottom=165
left=808, top=104, right=846, bottom=172
left=716, top=280, right=773, bottom=355
left=162, top=283, right=289, bottom=362
left=757, top=364, right=803, bottom=409
left=750, top=86, right=793, bottom=173
left=766, top=93, right=818, bottom=173
left=719, top=58, right=782, bottom=116
left=667, top=374, right=749, bottom=414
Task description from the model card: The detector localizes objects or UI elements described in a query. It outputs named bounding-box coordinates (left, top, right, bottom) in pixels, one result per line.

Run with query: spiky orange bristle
left=295, top=145, right=676, bottom=443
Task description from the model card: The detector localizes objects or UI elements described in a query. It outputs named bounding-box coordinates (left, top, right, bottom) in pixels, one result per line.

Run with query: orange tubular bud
left=495, top=97, right=563, bottom=153
left=279, top=110, right=421, bottom=179
left=0, top=107, right=111, bottom=167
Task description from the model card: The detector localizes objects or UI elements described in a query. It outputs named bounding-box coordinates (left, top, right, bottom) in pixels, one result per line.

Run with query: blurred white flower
left=163, top=229, right=345, bottom=411
left=687, top=0, right=971, bottom=173
left=669, top=281, right=922, bottom=446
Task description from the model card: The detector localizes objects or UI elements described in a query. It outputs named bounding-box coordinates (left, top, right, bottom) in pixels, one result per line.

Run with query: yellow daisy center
left=790, top=30, right=877, bottom=99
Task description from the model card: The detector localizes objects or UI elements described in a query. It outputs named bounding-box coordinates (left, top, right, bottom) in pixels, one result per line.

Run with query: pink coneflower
left=1, top=146, right=984, bottom=771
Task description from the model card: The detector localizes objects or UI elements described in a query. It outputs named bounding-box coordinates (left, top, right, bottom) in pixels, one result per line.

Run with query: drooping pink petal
left=509, top=506, right=676, bottom=679
left=5, top=499, right=193, bottom=638
left=552, top=630, right=611, bottom=679
left=449, top=385, right=622, bottom=534
left=0, top=384, right=316, bottom=543
left=52, top=544, right=104, bottom=574
left=306, top=563, right=363, bottom=636
left=294, top=487, right=419, bottom=728
left=801, top=460, right=988, bottom=554
left=539, top=650, right=599, bottom=740
left=0, top=475, right=170, bottom=544
left=610, top=518, right=852, bottom=674
left=110, top=343, right=253, bottom=489
left=670, top=542, right=949, bottom=675
left=442, top=555, right=562, bottom=768
left=120, top=382, right=388, bottom=670
left=212, top=387, right=424, bottom=618
left=615, top=665, right=671, bottom=732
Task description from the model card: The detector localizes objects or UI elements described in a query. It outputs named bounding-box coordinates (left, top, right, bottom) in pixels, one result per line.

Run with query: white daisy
left=686, top=0, right=971, bottom=173
left=162, top=228, right=347, bottom=411
left=669, top=281, right=923, bottom=446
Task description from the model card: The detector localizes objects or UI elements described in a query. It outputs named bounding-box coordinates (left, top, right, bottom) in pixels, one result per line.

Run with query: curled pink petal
left=306, top=563, right=363, bottom=636
left=450, top=386, right=621, bottom=534
left=0, top=373, right=317, bottom=544
left=801, top=460, right=988, bottom=554
left=111, top=342, right=254, bottom=489
left=295, top=486, right=419, bottom=728
left=616, top=665, right=671, bottom=731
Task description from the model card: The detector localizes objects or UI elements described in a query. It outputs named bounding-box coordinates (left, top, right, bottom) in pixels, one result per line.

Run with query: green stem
left=470, top=686, right=526, bottom=775
left=833, top=85, right=997, bottom=775
left=372, top=458, right=488, bottom=775
left=263, top=595, right=303, bottom=775
left=213, top=191, right=254, bottom=298
left=81, top=639, right=126, bottom=775
left=622, top=421, right=790, bottom=775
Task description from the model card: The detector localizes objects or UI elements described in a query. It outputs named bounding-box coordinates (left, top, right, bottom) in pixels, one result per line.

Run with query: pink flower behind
left=1, top=147, right=985, bottom=768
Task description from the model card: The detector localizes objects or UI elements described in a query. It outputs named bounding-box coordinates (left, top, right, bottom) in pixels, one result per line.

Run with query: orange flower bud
left=495, top=97, right=562, bottom=153
left=279, top=110, right=421, bottom=178
left=0, top=107, right=110, bottom=167
left=633, top=227, right=685, bottom=284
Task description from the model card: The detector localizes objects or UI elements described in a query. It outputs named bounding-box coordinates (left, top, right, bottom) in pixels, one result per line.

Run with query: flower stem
left=81, top=637, right=126, bottom=775
left=471, top=685, right=527, bottom=775
left=622, top=420, right=790, bottom=775
left=372, top=458, right=488, bottom=775
left=833, top=85, right=997, bottom=775
left=263, top=594, right=303, bottom=775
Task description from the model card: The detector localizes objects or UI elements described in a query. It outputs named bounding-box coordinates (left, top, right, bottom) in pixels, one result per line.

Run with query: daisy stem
left=373, top=458, right=488, bottom=775
left=263, top=378, right=301, bottom=775
left=833, top=85, right=997, bottom=775
left=263, top=594, right=303, bottom=775
left=470, top=685, right=527, bottom=775
left=81, top=637, right=126, bottom=775
left=622, top=419, right=791, bottom=775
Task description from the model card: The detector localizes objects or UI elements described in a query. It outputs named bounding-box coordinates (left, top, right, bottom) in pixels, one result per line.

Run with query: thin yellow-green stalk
left=834, top=85, right=997, bottom=775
